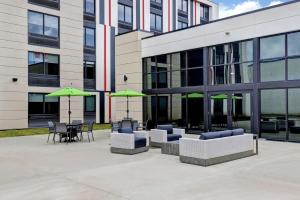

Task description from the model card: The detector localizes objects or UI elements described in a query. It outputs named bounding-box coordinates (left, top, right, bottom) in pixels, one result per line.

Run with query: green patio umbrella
left=182, top=93, right=204, bottom=99
left=47, top=87, right=91, bottom=124
left=211, top=94, right=242, bottom=100
left=109, top=89, right=145, bottom=118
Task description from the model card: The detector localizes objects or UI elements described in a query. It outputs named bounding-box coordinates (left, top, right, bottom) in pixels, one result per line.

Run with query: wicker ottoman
left=161, top=141, right=179, bottom=156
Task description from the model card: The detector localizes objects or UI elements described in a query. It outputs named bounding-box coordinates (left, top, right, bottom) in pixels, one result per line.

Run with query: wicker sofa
left=149, top=125, right=185, bottom=147
left=179, top=129, right=255, bottom=166
left=110, top=128, right=149, bottom=155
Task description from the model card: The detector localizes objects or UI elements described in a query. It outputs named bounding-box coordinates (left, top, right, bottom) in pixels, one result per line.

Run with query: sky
left=214, top=0, right=291, bottom=18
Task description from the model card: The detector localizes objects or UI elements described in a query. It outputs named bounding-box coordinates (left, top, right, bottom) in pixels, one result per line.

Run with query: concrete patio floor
left=1, top=131, right=300, bottom=200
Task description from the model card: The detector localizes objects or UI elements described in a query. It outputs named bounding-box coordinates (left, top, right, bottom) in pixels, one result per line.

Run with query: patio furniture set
left=47, top=120, right=95, bottom=143
left=110, top=123, right=257, bottom=166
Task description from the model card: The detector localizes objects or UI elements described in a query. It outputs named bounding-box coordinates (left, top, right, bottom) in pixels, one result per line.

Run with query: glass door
left=209, top=91, right=253, bottom=132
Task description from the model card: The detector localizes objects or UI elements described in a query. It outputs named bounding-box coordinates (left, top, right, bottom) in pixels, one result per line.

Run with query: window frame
left=28, top=10, right=59, bottom=39
left=118, top=3, right=133, bottom=24
left=84, top=0, right=95, bottom=15
left=28, top=51, right=60, bottom=76
left=84, top=27, right=96, bottom=48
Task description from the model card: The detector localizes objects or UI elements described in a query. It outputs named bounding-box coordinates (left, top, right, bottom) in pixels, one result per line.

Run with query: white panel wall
left=142, top=2, right=300, bottom=57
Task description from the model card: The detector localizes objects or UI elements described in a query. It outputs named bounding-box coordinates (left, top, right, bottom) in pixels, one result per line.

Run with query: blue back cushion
left=135, top=136, right=147, bottom=148
left=167, top=134, right=182, bottom=142
left=118, top=128, right=133, bottom=134
left=220, top=130, right=233, bottom=138
left=200, top=132, right=222, bottom=140
left=157, top=124, right=173, bottom=134
left=232, top=128, right=244, bottom=136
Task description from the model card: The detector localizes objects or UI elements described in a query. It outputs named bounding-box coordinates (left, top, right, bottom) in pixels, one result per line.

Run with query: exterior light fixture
left=124, top=75, right=128, bottom=82
left=225, top=32, right=230, bottom=36
left=12, top=78, right=18, bottom=82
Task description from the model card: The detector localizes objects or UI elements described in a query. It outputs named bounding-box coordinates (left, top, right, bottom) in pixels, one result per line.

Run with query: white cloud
left=219, top=0, right=284, bottom=18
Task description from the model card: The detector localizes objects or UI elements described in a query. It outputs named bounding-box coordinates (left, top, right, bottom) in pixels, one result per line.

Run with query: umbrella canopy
left=47, top=87, right=91, bottom=97
left=109, top=89, right=145, bottom=118
left=182, top=93, right=204, bottom=99
left=211, top=94, right=242, bottom=100
left=110, top=89, right=145, bottom=97
left=47, top=87, right=91, bottom=124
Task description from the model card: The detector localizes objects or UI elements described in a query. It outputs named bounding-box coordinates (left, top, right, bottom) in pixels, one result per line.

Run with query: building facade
left=115, top=0, right=300, bottom=143
left=0, top=0, right=217, bottom=130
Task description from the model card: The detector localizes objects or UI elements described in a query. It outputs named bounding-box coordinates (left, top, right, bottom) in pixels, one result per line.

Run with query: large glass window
left=84, top=61, right=95, bottom=79
left=84, top=27, right=95, bottom=48
left=178, top=0, right=188, bottom=12
left=28, top=11, right=59, bottom=38
left=260, top=35, right=285, bottom=59
left=150, top=13, right=162, bottom=32
left=209, top=40, right=253, bottom=85
left=187, top=49, right=204, bottom=86
left=84, top=0, right=95, bottom=14
left=28, top=52, right=59, bottom=75
left=288, top=32, right=300, bottom=80
left=118, top=4, right=132, bottom=24
left=260, top=89, right=286, bottom=140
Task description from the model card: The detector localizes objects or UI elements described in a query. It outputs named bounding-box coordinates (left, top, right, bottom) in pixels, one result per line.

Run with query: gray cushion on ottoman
left=200, top=132, right=222, bottom=140
left=220, top=130, right=232, bottom=137
left=167, top=134, right=182, bottom=141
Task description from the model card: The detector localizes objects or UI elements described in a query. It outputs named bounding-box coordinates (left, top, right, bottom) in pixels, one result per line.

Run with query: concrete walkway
left=0, top=131, right=300, bottom=200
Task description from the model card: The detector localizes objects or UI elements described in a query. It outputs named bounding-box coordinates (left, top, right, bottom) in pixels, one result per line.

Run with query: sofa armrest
left=149, top=129, right=168, bottom=143
left=173, top=128, right=185, bottom=136
left=134, top=131, right=150, bottom=146
left=111, top=133, right=135, bottom=149
left=179, top=138, right=205, bottom=158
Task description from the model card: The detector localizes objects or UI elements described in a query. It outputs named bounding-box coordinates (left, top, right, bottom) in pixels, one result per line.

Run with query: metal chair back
left=132, top=120, right=139, bottom=131
left=72, top=120, right=82, bottom=125
left=87, top=121, right=94, bottom=132
left=111, top=122, right=120, bottom=132
left=48, top=121, right=55, bottom=133
left=55, top=123, right=68, bottom=133
left=121, top=120, right=132, bottom=129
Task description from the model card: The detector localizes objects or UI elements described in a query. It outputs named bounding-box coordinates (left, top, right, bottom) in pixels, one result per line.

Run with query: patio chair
left=132, top=120, right=139, bottom=131
left=82, top=121, right=95, bottom=142
left=111, top=121, right=120, bottom=132
left=54, top=123, right=69, bottom=143
left=121, top=119, right=133, bottom=129
left=149, top=124, right=185, bottom=147
left=110, top=128, right=149, bottom=155
left=72, top=120, right=83, bottom=140
left=47, top=121, right=55, bottom=143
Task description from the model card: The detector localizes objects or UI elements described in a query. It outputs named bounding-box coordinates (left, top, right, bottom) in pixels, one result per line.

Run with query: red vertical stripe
left=109, top=0, right=111, bottom=26
left=168, top=0, right=170, bottom=31
left=194, top=0, right=197, bottom=25
left=104, top=25, right=107, bottom=91
left=142, top=0, right=145, bottom=30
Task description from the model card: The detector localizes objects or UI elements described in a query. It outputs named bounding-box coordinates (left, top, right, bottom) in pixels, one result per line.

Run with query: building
left=115, top=0, right=300, bottom=143
left=0, top=0, right=217, bottom=130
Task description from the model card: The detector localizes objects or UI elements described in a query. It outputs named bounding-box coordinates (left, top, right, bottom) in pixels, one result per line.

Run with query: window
left=178, top=21, right=188, bottom=29
left=200, top=4, right=209, bottom=23
left=28, top=0, right=60, bottom=10
left=84, top=61, right=95, bottom=79
left=84, top=0, right=95, bottom=15
left=118, top=4, right=132, bottom=24
left=151, top=0, right=162, bottom=3
left=150, top=13, right=162, bottom=32
left=259, top=34, right=285, bottom=82
left=209, top=40, right=253, bottom=85
left=28, top=52, right=59, bottom=75
left=28, top=93, right=59, bottom=115
left=178, top=0, right=188, bottom=12
left=28, top=11, right=59, bottom=38
left=84, top=27, right=95, bottom=48
left=85, top=96, right=96, bottom=112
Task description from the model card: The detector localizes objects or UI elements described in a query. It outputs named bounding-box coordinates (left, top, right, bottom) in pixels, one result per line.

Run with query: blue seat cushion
left=135, top=136, right=147, bottom=148
left=220, top=130, right=233, bottom=138
left=167, top=134, right=182, bottom=142
left=199, top=132, right=222, bottom=140
left=157, top=124, right=173, bottom=134
left=118, top=128, right=133, bottom=134
left=232, top=128, right=244, bottom=136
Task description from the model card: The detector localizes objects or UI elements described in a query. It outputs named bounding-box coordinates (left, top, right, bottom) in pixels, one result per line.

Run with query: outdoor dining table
left=66, top=123, right=82, bottom=142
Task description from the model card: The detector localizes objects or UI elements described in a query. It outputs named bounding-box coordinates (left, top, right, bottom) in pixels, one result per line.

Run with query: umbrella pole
left=127, top=96, right=129, bottom=119
left=68, top=95, right=71, bottom=124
